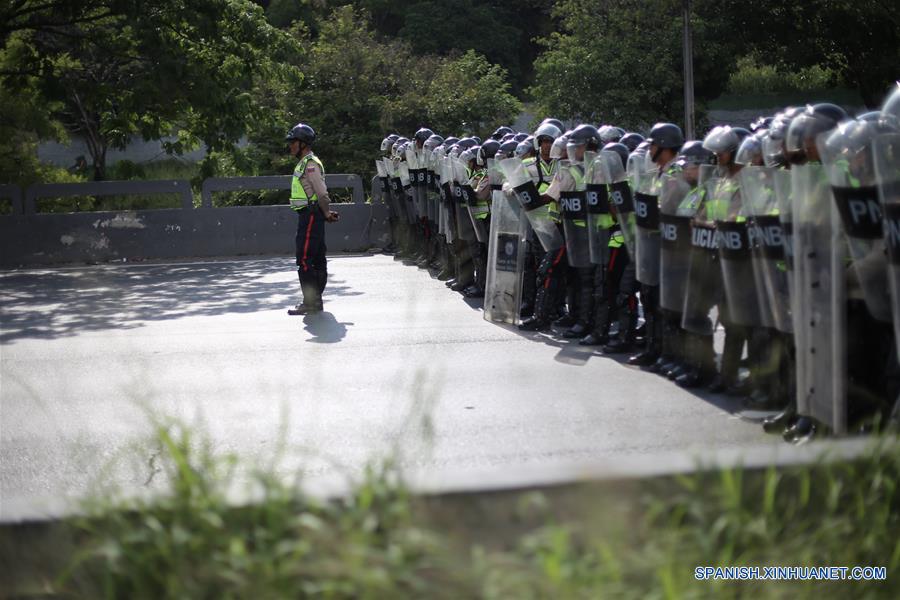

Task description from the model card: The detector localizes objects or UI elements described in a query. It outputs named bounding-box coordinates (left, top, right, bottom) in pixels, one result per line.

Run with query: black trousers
left=295, top=207, right=327, bottom=306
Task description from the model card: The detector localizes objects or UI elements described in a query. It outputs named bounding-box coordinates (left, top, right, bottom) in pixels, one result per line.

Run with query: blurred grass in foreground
left=30, top=421, right=900, bottom=599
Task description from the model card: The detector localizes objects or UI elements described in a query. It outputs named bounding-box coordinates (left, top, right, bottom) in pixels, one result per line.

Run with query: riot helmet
left=880, top=82, right=900, bottom=128
left=619, top=132, right=645, bottom=152
left=442, top=136, right=460, bottom=148
left=457, top=137, right=478, bottom=151
left=786, top=103, right=848, bottom=162
left=734, top=134, right=764, bottom=166
left=513, top=132, right=529, bottom=142
left=532, top=122, right=562, bottom=151
left=567, top=124, right=601, bottom=162
left=424, top=134, right=445, bottom=152
left=286, top=122, right=316, bottom=145
left=598, top=125, right=624, bottom=144
left=602, top=142, right=630, bottom=171
left=460, top=146, right=479, bottom=166
left=498, top=140, right=519, bottom=158
left=492, top=125, right=514, bottom=140
left=414, top=128, right=434, bottom=144
left=380, top=133, right=399, bottom=153
left=514, top=139, right=534, bottom=159
left=477, top=139, right=501, bottom=166
left=540, top=118, right=565, bottom=131
left=676, top=140, right=715, bottom=167
left=646, top=122, right=684, bottom=149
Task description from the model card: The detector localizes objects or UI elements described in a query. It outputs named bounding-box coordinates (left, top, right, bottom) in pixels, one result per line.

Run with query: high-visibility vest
left=707, top=177, right=739, bottom=221
left=470, top=168, right=490, bottom=219
left=290, top=153, right=326, bottom=210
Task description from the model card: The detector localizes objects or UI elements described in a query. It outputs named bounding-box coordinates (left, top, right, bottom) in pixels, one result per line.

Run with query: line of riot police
left=373, top=84, right=900, bottom=442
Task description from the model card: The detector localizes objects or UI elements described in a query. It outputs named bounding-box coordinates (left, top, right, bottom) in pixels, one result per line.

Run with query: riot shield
left=375, top=159, right=394, bottom=216
left=398, top=162, right=418, bottom=225
left=585, top=153, right=614, bottom=266
left=713, top=175, right=763, bottom=327
left=603, top=150, right=637, bottom=255
left=499, top=157, right=563, bottom=252
left=406, top=144, right=427, bottom=221
left=682, top=174, right=724, bottom=335
left=791, top=163, right=847, bottom=433
left=459, top=163, right=489, bottom=243
left=633, top=167, right=661, bottom=286
left=821, top=122, right=892, bottom=323
left=451, top=158, right=477, bottom=242
left=773, top=168, right=797, bottom=335
left=484, top=159, right=527, bottom=324
left=873, top=133, right=900, bottom=361
left=740, top=165, right=790, bottom=332
left=558, top=160, right=591, bottom=267
left=439, top=156, right=456, bottom=241
left=658, top=171, right=692, bottom=312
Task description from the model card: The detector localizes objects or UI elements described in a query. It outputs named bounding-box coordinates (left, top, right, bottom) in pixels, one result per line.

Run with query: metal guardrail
left=0, top=184, right=24, bottom=214
left=200, top=174, right=365, bottom=208
left=5, top=174, right=366, bottom=215
left=24, top=180, right=194, bottom=214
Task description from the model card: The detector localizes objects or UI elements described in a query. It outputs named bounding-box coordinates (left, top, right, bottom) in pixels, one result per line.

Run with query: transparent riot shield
left=773, top=168, right=797, bottom=335
left=375, top=159, right=393, bottom=216
left=405, top=144, right=426, bottom=221
left=682, top=174, right=724, bottom=335
left=439, top=156, right=455, bottom=241
left=499, top=157, right=563, bottom=252
left=484, top=158, right=527, bottom=324
left=558, top=160, right=591, bottom=268
left=658, top=171, right=692, bottom=312
left=386, top=158, right=407, bottom=223
left=713, top=175, right=763, bottom=327
left=451, top=158, right=476, bottom=242
left=874, top=133, right=900, bottom=351
left=460, top=164, right=489, bottom=243
left=792, top=163, right=847, bottom=433
left=821, top=122, right=892, bottom=323
left=586, top=153, right=614, bottom=266
left=603, top=150, right=637, bottom=256
left=740, top=165, right=790, bottom=332
left=398, top=162, right=417, bottom=225
left=633, top=166, right=661, bottom=286
left=875, top=134, right=900, bottom=426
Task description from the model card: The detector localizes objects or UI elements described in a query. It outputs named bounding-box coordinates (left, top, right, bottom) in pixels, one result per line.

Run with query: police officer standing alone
left=286, top=123, right=340, bottom=315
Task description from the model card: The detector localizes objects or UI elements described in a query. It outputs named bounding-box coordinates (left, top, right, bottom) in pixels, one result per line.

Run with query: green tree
left=3, top=0, right=302, bottom=180
left=424, top=50, right=522, bottom=138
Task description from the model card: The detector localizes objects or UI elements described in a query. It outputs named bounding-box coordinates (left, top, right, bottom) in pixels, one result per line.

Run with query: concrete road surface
left=1, top=254, right=775, bottom=521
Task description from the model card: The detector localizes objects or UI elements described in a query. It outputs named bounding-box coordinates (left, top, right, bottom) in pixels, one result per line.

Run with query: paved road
left=1, top=254, right=774, bottom=520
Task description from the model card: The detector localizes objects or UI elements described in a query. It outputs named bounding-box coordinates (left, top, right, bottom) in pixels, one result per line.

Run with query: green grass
left=15, top=421, right=900, bottom=599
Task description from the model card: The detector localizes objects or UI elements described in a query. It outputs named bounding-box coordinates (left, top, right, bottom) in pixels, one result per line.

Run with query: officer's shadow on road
left=496, top=322, right=598, bottom=366
left=303, top=312, right=352, bottom=343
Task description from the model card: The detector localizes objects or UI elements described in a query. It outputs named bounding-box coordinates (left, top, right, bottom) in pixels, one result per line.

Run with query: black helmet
left=442, top=136, right=460, bottom=148
left=472, top=136, right=482, bottom=144
left=501, top=133, right=516, bottom=143
left=732, top=127, right=752, bottom=143
left=568, top=124, right=602, bottom=150
left=478, top=139, right=501, bottom=165
left=676, top=140, right=715, bottom=166
left=541, top=118, right=565, bottom=131
left=646, top=122, right=684, bottom=149
left=513, top=132, right=529, bottom=142
left=602, top=142, right=630, bottom=171
left=492, top=126, right=514, bottom=140
left=619, top=132, right=645, bottom=152
left=286, top=122, right=316, bottom=145
left=498, top=140, right=519, bottom=158
left=457, top=137, right=478, bottom=150
left=414, top=128, right=434, bottom=143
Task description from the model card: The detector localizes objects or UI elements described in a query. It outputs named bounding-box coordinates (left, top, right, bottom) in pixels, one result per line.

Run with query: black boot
left=519, top=285, right=551, bottom=331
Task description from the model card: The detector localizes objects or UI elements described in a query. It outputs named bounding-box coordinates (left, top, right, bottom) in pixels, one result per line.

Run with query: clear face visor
left=380, top=138, right=392, bottom=153
left=734, top=136, right=762, bottom=166
left=566, top=141, right=587, bottom=163
left=762, top=131, right=786, bottom=168
left=549, top=138, right=568, bottom=159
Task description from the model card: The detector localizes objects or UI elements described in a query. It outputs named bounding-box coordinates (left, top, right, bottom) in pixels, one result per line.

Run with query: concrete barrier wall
left=0, top=176, right=391, bottom=268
